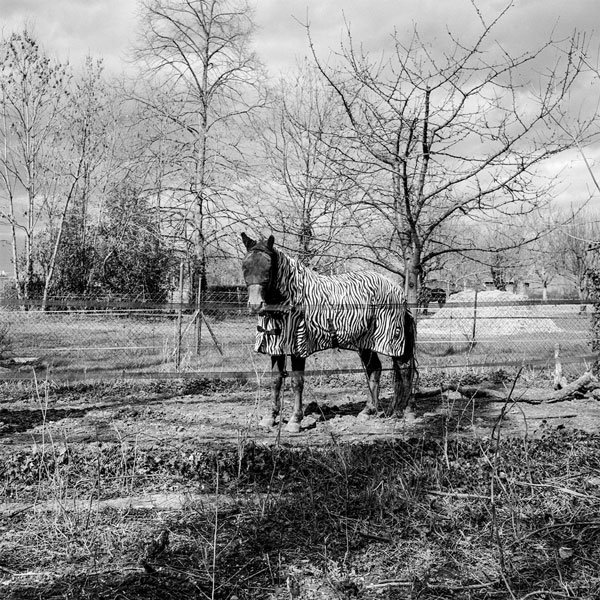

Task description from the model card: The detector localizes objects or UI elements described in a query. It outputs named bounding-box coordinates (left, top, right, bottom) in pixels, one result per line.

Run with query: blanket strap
left=257, top=325, right=282, bottom=336
left=327, top=318, right=339, bottom=349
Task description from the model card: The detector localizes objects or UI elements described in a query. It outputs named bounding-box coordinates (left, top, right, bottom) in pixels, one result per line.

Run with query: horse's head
left=241, top=233, right=276, bottom=315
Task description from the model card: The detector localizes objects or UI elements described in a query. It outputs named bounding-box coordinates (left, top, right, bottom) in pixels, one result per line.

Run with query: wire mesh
left=0, top=294, right=594, bottom=381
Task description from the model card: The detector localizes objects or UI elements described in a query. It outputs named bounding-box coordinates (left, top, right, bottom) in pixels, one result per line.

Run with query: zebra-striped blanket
left=255, top=248, right=410, bottom=358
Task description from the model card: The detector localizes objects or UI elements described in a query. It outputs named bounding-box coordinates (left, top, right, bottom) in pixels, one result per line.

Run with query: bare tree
left=469, top=218, right=536, bottom=292
left=257, top=62, right=357, bottom=270
left=131, top=0, right=265, bottom=348
left=0, top=30, right=70, bottom=300
left=554, top=207, right=600, bottom=302
left=37, top=57, right=114, bottom=308
left=528, top=215, right=565, bottom=301
left=309, top=5, right=591, bottom=304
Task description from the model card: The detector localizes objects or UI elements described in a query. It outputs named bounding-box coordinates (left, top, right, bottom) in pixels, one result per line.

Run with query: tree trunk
left=23, top=229, right=34, bottom=302
left=404, top=245, right=421, bottom=307
left=41, top=198, right=72, bottom=310
left=9, top=221, right=20, bottom=301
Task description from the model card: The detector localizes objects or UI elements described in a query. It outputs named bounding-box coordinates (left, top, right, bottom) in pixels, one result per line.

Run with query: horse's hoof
left=259, top=416, right=275, bottom=429
left=284, top=420, right=301, bottom=434
left=358, top=407, right=376, bottom=420
left=402, top=410, right=418, bottom=423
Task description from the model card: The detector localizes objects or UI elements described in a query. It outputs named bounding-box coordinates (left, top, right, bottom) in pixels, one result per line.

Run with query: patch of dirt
left=1, top=378, right=599, bottom=455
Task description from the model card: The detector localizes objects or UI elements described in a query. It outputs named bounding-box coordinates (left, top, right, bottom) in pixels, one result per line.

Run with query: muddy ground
left=1, top=375, right=599, bottom=453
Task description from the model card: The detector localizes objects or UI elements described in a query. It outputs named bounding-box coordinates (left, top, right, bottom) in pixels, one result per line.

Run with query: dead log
left=417, top=371, right=600, bottom=405
left=543, top=371, right=599, bottom=403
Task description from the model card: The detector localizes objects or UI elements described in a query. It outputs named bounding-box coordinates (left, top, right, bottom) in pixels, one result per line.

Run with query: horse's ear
left=241, top=232, right=256, bottom=250
left=267, top=235, right=275, bottom=250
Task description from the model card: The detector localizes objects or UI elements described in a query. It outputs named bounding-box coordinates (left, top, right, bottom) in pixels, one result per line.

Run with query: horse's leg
left=358, top=349, right=382, bottom=417
left=260, top=354, right=286, bottom=428
left=285, top=355, right=306, bottom=433
left=393, top=356, right=416, bottom=418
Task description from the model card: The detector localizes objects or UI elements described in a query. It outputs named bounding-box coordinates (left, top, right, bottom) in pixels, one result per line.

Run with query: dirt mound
left=448, top=289, right=529, bottom=303
left=419, top=289, right=561, bottom=337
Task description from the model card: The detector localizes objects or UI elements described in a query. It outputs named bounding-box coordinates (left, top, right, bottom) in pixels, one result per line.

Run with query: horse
left=241, top=233, right=417, bottom=433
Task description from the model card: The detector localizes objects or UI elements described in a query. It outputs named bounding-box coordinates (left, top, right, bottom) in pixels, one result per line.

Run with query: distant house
left=483, top=280, right=530, bottom=296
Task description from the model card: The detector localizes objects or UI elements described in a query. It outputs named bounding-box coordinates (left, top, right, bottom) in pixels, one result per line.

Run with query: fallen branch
left=364, top=579, right=412, bottom=589
left=417, top=385, right=506, bottom=401
left=512, top=480, right=596, bottom=499
left=365, top=578, right=499, bottom=592
left=358, top=531, right=393, bottom=543
left=549, top=371, right=599, bottom=400
left=417, top=371, right=600, bottom=405
left=427, top=489, right=491, bottom=500
left=522, top=371, right=599, bottom=404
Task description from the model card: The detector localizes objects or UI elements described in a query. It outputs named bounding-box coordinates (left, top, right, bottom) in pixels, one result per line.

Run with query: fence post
left=553, top=342, right=568, bottom=390
left=175, top=260, right=184, bottom=370
left=195, top=277, right=203, bottom=355
left=471, top=289, right=478, bottom=345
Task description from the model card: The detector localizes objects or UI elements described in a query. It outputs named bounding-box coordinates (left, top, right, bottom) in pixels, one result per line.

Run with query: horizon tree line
left=0, top=0, right=599, bottom=309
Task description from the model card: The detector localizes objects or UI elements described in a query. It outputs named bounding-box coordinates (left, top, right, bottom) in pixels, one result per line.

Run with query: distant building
left=483, top=280, right=530, bottom=296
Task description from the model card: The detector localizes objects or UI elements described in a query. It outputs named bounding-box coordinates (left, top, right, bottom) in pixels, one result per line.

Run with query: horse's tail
left=400, top=306, right=415, bottom=360
left=400, top=306, right=419, bottom=387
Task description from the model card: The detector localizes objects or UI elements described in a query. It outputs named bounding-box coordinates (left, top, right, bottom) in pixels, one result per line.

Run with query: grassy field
left=0, top=302, right=593, bottom=379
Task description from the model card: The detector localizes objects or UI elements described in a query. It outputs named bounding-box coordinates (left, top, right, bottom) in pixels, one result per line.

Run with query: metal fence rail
left=0, top=298, right=594, bottom=381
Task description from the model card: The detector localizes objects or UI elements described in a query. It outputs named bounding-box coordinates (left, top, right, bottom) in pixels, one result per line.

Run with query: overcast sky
left=0, top=0, right=599, bottom=274
left=1, top=0, right=598, bottom=75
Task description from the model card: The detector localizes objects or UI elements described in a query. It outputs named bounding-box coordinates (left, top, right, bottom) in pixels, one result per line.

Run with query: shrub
left=0, top=320, right=12, bottom=359
left=586, top=245, right=600, bottom=373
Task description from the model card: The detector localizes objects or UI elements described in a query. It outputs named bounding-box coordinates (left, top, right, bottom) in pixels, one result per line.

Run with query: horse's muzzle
left=247, top=302, right=266, bottom=315
left=246, top=285, right=266, bottom=315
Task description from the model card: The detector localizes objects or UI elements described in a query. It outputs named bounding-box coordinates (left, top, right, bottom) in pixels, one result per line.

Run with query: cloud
left=253, top=0, right=599, bottom=76
left=0, top=0, right=137, bottom=71
left=1, top=0, right=597, bottom=76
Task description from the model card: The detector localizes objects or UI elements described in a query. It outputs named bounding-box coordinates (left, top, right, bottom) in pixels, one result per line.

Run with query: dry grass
left=0, top=302, right=592, bottom=377
left=1, top=375, right=600, bottom=599
left=4, top=434, right=600, bottom=598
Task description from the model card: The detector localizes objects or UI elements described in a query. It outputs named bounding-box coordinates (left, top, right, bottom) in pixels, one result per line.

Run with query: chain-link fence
left=0, top=292, right=594, bottom=381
